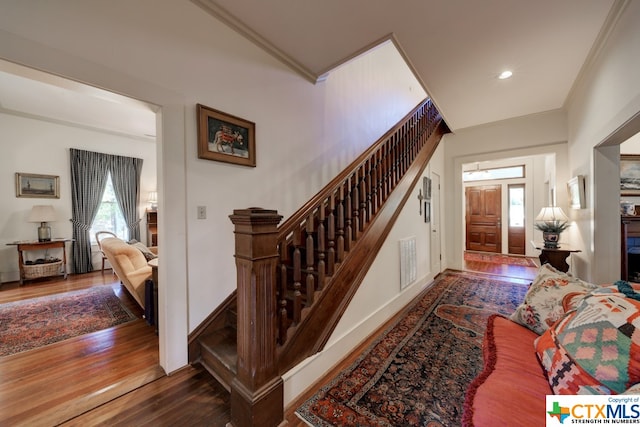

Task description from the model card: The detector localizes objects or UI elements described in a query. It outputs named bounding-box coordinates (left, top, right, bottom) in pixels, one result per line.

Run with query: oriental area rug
left=296, top=270, right=528, bottom=426
left=464, top=251, right=538, bottom=267
left=0, top=286, right=138, bottom=357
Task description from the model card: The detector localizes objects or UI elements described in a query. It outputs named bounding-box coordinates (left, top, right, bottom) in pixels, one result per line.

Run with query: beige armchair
left=100, top=237, right=153, bottom=309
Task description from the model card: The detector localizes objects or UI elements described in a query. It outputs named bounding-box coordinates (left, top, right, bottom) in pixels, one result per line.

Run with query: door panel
left=465, top=185, right=502, bottom=253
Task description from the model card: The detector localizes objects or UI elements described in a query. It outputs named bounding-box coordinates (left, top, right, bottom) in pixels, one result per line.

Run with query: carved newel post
left=228, top=208, right=284, bottom=427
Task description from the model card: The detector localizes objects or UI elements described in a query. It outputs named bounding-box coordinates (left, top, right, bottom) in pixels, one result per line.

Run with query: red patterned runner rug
left=464, top=251, right=538, bottom=267
left=0, top=286, right=138, bottom=357
left=295, top=270, right=528, bottom=426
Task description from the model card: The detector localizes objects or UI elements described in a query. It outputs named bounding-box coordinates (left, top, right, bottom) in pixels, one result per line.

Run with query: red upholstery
left=463, top=315, right=551, bottom=427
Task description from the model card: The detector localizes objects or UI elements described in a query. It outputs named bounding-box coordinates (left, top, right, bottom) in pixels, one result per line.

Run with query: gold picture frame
left=197, top=104, right=256, bottom=167
left=15, top=172, right=60, bottom=198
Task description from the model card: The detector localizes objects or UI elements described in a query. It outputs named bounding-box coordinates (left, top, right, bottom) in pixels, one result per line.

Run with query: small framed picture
left=567, top=175, right=586, bottom=209
left=15, top=173, right=60, bottom=198
left=197, top=103, right=256, bottom=167
left=424, top=200, right=431, bottom=223
left=423, top=177, right=432, bottom=200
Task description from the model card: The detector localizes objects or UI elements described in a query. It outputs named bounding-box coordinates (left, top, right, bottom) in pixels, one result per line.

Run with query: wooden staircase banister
left=276, top=118, right=448, bottom=372
left=191, top=97, right=449, bottom=427
left=273, top=99, right=445, bottom=355
left=278, top=99, right=441, bottom=239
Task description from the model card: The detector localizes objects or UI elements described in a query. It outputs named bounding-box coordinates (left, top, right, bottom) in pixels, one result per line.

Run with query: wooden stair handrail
left=276, top=119, right=448, bottom=372
left=274, top=99, right=445, bottom=353
left=278, top=99, right=439, bottom=238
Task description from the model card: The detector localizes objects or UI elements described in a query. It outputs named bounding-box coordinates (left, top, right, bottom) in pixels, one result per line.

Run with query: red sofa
left=462, top=314, right=551, bottom=427
left=463, top=264, right=640, bottom=426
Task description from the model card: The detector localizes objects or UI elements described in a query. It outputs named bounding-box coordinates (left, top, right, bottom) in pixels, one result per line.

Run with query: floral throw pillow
left=510, top=263, right=597, bottom=335
left=535, top=288, right=640, bottom=395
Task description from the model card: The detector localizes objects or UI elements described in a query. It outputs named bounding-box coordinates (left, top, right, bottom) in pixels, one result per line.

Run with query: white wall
left=0, top=113, right=156, bottom=282
left=567, top=0, right=640, bottom=283
left=0, top=0, right=427, bottom=381
left=183, top=39, right=427, bottom=333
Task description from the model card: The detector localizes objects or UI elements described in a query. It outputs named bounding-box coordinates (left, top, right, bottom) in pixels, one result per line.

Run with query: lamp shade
left=535, top=206, right=568, bottom=223
left=147, top=191, right=158, bottom=203
left=28, top=205, right=56, bottom=223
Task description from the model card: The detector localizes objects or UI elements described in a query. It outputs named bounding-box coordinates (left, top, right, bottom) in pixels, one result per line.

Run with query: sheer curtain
left=70, top=149, right=143, bottom=273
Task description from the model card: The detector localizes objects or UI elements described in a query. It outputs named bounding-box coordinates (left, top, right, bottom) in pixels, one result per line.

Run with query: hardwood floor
left=0, top=272, right=227, bottom=426
left=463, top=254, right=538, bottom=281
left=0, top=257, right=537, bottom=426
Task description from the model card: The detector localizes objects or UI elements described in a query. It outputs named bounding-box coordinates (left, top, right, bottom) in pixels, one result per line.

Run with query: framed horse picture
left=197, top=104, right=256, bottom=167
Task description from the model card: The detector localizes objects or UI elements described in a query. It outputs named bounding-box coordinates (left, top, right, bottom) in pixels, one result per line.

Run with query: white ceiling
left=195, top=0, right=617, bottom=131
left=0, top=0, right=618, bottom=137
left=0, top=60, right=157, bottom=141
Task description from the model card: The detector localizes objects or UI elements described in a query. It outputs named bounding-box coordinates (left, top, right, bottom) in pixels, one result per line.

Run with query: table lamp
left=147, top=191, right=158, bottom=210
left=535, top=206, right=569, bottom=248
left=28, top=205, right=56, bottom=242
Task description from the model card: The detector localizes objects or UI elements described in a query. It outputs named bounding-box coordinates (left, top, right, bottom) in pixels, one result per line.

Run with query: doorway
left=0, top=60, right=162, bottom=394
left=594, top=117, right=640, bottom=283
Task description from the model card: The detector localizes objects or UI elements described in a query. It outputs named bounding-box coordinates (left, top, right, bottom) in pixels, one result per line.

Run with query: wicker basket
left=23, top=261, right=63, bottom=280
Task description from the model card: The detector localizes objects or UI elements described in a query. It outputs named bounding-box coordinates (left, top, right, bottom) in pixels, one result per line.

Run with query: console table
left=7, top=239, right=72, bottom=284
left=533, top=242, right=581, bottom=273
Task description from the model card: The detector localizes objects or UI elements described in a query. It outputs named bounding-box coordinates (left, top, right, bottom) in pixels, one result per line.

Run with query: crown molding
left=191, top=0, right=320, bottom=83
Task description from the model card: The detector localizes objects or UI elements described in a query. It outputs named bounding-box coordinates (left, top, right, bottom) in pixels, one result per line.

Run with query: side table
left=533, top=242, right=581, bottom=273
left=6, top=239, right=73, bottom=285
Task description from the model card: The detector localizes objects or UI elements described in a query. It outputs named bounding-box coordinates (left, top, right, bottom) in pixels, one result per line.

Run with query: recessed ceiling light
left=498, top=70, right=513, bottom=80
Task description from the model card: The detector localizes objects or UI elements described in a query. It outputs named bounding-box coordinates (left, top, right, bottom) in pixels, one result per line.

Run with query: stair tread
left=199, top=327, right=237, bottom=374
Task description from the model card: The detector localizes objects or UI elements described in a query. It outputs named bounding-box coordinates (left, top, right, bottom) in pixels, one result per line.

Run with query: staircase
left=188, top=98, right=449, bottom=426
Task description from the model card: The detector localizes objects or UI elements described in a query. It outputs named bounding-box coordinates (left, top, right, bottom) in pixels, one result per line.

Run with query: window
left=90, top=173, right=128, bottom=243
left=463, top=165, right=525, bottom=182
left=509, top=185, right=525, bottom=227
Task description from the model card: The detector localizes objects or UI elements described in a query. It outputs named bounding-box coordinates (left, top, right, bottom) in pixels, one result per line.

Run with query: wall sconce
left=147, top=191, right=158, bottom=211
left=28, top=205, right=57, bottom=242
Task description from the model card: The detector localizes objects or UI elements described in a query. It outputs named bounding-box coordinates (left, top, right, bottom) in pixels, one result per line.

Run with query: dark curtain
left=110, top=154, right=144, bottom=242
left=70, top=149, right=109, bottom=273
left=70, top=149, right=144, bottom=273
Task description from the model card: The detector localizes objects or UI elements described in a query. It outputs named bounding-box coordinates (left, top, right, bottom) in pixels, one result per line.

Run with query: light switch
left=197, top=206, right=206, bottom=219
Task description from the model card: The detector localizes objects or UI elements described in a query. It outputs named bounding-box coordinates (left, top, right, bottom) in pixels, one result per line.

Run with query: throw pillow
left=535, top=287, right=640, bottom=395
left=510, top=263, right=597, bottom=335
left=127, top=240, right=157, bottom=261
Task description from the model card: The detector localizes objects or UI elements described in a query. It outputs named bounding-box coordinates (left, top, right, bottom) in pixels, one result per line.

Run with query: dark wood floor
left=0, top=257, right=537, bottom=426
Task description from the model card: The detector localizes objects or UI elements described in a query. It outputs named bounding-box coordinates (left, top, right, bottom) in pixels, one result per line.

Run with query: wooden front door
left=465, top=185, right=501, bottom=253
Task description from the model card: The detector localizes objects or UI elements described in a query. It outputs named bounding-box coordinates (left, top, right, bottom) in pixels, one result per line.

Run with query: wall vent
left=399, top=237, right=417, bottom=290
